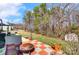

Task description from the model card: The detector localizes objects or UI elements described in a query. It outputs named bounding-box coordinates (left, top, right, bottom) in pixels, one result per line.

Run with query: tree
left=33, top=6, right=40, bottom=33
left=24, top=11, right=33, bottom=40
left=40, top=3, right=47, bottom=14
left=23, top=3, right=79, bottom=40
left=39, top=3, right=49, bottom=35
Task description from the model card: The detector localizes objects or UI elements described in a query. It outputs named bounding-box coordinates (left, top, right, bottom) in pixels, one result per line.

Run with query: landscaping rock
left=65, top=33, right=78, bottom=42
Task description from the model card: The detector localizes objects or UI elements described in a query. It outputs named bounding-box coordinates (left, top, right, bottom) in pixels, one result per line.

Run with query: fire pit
left=20, top=43, right=35, bottom=55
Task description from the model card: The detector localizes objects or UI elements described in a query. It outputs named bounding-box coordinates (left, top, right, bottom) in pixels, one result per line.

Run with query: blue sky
left=0, top=3, right=39, bottom=24
left=0, top=3, right=79, bottom=24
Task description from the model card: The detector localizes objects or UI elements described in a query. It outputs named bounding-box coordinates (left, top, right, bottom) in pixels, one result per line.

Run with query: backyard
left=0, top=3, right=79, bottom=55
left=15, top=30, right=79, bottom=55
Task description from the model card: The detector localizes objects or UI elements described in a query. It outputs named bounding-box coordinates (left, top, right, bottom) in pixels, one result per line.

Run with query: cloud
left=0, top=3, right=24, bottom=24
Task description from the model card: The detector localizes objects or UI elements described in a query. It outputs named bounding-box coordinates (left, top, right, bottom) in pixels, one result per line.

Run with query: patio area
left=21, top=37, right=63, bottom=55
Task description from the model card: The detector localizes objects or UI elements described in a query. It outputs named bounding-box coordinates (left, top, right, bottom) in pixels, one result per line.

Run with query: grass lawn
left=17, top=30, right=78, bottom=55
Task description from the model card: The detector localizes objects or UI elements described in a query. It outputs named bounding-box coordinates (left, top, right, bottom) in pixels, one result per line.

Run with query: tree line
left=23, top=3, right=79, bottom=40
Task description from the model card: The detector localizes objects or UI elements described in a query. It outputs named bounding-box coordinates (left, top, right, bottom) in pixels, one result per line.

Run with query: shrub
left=65, top=41, right=79, bottom=55
left=71, top=24, right=78, bottom=30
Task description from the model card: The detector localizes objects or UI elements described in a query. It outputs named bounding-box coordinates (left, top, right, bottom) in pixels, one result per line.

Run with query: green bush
left=65, top=41, right=79, bottom=55
left=71, top=24, right=78, bottom=30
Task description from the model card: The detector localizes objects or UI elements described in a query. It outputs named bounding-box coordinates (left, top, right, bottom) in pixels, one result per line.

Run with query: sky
left=0, top=3, right=39, bottom=24
left=0, top=3, right=79, bottom=24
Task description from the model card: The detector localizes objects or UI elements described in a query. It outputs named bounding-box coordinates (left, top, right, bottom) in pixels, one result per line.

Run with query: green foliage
left=71, top=23, right=78, bottom=30
left=34, top=17, right=40, bottom=33
left=33, top=6, right=39, bottom=13
left=40, top=3, right=47, bottom=13
left=33, top=6, right=40, bottom=17
left=65, top=41, right=79, bottom=55
left=26, top=11, right=32, bottom=19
